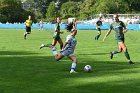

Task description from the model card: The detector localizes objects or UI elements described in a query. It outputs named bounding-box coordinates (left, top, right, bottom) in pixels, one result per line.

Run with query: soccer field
left=0, top=29, right=140, bottom=93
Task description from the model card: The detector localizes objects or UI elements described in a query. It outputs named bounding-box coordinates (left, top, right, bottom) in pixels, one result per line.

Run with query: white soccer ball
left=84, top=65, right=92, bottom=72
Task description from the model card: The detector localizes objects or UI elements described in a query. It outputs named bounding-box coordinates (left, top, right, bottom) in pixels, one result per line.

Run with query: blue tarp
left=0, top=23, right=140, bottom=30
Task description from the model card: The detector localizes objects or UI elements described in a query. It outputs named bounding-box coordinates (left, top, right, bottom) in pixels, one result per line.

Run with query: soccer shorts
left=61, top=49, right=74, bottom=57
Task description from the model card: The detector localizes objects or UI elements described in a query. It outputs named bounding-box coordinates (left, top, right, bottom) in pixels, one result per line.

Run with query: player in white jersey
left=40, top=22, right=78, bottom=73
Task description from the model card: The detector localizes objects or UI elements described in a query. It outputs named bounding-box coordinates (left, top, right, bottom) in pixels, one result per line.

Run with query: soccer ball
left=84, top=65, right=92, bottom=72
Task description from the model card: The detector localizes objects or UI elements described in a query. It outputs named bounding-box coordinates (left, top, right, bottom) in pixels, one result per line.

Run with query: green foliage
left=79, top=0, right=96, bottom=19
left=33, top=0, right=51, bottom=18
left=60, top=1, right=80, bottom=19
left=0, top=0, right=140, bottom=22
left=46, top=1, right=57, bottom=22
left=0, top=0, right=36, bottom=23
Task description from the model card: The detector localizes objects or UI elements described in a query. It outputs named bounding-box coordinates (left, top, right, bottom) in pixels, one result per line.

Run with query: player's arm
left=62, top=35, right=70, bottom=49
left=31, top=21, right=33, bottom=26
left=62, top=42, right=68, bottom=49
left=122, top=22, right=127, bottom=33
left=55, top=27, right=58, bottom=32
left=96, top=22, right=98, bottom=28
left=73, top=22, right=77, bottom=30
left=24, top=21, right=27, bottom=26
left=55, top=26, right=63, bottom=34
left=103, top=29, right=112, bottom=42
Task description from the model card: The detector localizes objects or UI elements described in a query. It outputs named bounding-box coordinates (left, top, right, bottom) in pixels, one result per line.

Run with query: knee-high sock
left=51, top=47, right=57, bottom=56
left=124, top=51, right=130, bottom=60
left=60, top=44, right=63, bottom=50
left=96, top=34, right=100, bottom=40
left=70, top=63, right=76, bottom=72
left=112, top=50, right=119, bottom=54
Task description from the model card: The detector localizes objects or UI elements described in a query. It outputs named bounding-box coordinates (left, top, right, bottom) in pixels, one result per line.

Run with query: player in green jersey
left=95, top=17, right=102, bottom=40
left=103, top=14, right=134, bottom=64
left=40, top=17, right=63, bottom=49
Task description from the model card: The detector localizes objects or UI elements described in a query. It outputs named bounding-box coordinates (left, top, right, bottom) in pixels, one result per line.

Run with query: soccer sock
left=51, top=47, right=57, bottom=56
left=70, top=63, right=76, bottom=72
left=124, top=51, right=130, bottom=60
left=60, top=44, right=63, bottom=50
left=112, top=50, right=119, bottom=54
left=24, top=33, right=27, bottom=38
left=97, top=34, right=100, bottom=40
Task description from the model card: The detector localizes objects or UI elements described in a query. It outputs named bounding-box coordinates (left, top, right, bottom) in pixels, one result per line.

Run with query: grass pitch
left=0, top=29, right=140, bottom=93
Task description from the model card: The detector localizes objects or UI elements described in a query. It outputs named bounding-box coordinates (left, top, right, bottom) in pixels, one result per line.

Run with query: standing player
left=40, top=17, right=63, bottom=49
left=95, top=17, right=102, bottom=40
left=40, top=22, right=78, bottom=73
left=24, top=15, right=33, bottom=39
left=39, top=20, right=44, bottom=30
left=103, top=14, right=134, bottom=64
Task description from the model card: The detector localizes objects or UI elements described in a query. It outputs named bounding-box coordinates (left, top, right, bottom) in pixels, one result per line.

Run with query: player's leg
left=95, top=29, right=101, bottom=40
left=52, top=39, right=57, bottom=46
left=48, top=45, right=65, bottom=61
left=110, top=42, right=122, bottom=59
left=40, top=39, right=57, bottom=49
left=58, top=38, right=63, bottom=50
left=54, top=53, right=65, bottom=61
left=45, top=44, right=65, bottom=61
left=24, top=27, right=31, bottom=39
left=24, top=27, right=28, bottom=39
left=68, top=55, right=77, bottom=73
left=118, top=42, right=134, bottom=64
left=96, top=30, right=101, bottom=40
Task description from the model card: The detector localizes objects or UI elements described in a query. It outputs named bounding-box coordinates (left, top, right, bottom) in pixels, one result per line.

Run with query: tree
left=60, top=1, right=80, bottom=19
left=33, top=0, right=52, bottom=18
left=126, top=0, right=140, bottom=13
left=0, top=0, right=36, bottom=23
left=79, top=0, right=96, bottom=19
left=46, top=1, right=57, bottom=22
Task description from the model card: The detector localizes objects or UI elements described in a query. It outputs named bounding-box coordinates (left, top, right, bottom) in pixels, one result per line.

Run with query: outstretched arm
left=103, top=29, right=112, bottom=42
left=123, top=23, right=127, bottom=33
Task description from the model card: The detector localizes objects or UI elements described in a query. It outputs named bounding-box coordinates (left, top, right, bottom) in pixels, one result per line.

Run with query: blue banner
left=0, top=23, right=140, bottom=30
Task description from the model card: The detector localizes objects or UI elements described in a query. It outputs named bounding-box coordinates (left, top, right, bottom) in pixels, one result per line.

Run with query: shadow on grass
left=79, top=52, right=109, bottom=55
left=0, top=51, right=39, bottom=55
left=0, top=50, right=139, bottom=93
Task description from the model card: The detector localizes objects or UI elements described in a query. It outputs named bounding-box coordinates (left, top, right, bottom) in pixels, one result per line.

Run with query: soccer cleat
left=24, top=34, right=26, bottom=39
left=129, top=60, right=134, bottom=64
left=45, top=44, right=53, bottom=48
left=70, top=70, right=77, bottom=74
left=110, top=52, right=114, bottom=59
left=95, top=36, right=97, bottom=40
left=40, top=44, right=45, bottom=49
left=40, top=44, right=53, bottom=49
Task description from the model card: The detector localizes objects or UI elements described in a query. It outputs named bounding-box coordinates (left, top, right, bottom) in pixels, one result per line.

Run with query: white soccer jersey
left=61, top=35, right=77, bottom=56
left=63, top=35, right=77, bottom=52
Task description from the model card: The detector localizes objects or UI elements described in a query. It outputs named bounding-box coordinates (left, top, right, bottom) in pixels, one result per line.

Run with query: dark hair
left=65, top=23, right=73, bottom=31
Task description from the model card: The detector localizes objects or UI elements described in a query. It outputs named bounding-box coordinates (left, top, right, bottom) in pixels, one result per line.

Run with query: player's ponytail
left=65, top=23, right=73, bottom=32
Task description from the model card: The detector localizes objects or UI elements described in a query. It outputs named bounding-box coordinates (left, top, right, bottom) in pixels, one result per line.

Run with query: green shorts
left=97, top=28, right=101, bottom=31
left=53, top=32, right=61, bottom=40
left=115, top=38, right=124, bottom=43
left=53, top=36, right=61, bottom=40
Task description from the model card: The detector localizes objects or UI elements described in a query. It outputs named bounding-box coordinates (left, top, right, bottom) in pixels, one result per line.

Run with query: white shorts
left=61, top=49, right=74, bottom=57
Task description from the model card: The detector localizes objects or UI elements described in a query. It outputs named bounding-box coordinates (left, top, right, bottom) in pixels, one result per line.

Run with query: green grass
left=0, top=29, right=140, bottom=93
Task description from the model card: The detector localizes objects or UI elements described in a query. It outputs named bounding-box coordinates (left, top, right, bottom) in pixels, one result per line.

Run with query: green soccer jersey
left=96, top=21, right=102, bottom=26
left=53, top=23, right=60, bottom=40
left=110, top=21, right=125, bottom=40
left=56, top=23, right=60, bottom=31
